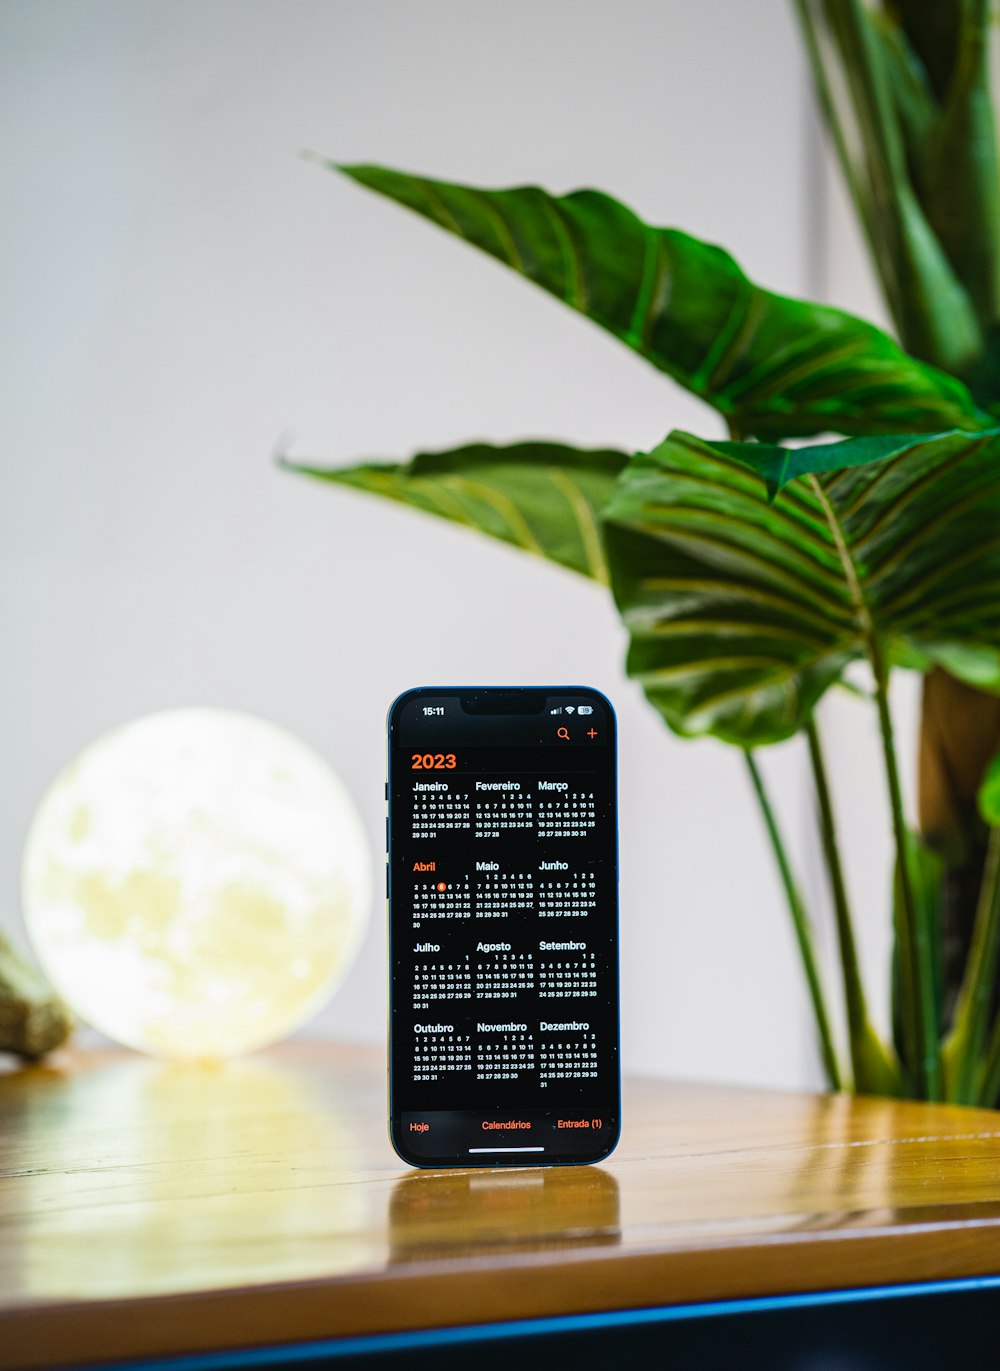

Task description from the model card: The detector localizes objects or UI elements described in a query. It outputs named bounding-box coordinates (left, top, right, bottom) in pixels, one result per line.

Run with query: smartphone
left=386, top=685, right=620, bottom=1168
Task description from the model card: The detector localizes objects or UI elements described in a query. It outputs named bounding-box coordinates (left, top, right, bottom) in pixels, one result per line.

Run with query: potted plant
left=286, top=0, right=1000, bottom=1104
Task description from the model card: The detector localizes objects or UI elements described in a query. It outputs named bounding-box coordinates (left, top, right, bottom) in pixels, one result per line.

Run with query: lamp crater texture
left=21, top=709, right=371, bottom=1059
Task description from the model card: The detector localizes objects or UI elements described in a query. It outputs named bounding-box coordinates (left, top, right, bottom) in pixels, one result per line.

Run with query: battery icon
left=578, top=705, right=593, bottom=715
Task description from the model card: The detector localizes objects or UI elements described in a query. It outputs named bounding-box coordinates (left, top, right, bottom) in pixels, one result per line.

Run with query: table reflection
left=389, top=1165, right=620, bottom=1262
left=0, top=1051, right=369, bottom=1300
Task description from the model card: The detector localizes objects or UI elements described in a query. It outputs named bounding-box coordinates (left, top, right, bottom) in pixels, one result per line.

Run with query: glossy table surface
left=4, top=1042, right=1000, bottom=1368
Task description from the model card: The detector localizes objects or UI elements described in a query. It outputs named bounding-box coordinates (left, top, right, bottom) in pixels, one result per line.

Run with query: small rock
left=0, top=930, right=73, bottom=1060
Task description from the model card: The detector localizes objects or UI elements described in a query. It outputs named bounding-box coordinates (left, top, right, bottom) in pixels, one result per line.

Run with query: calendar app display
left=387, top=687, right=620, bottom=1168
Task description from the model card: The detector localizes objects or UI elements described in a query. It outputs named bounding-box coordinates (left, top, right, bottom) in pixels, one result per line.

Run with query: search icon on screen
left=557, top=727, right=571, bottom=740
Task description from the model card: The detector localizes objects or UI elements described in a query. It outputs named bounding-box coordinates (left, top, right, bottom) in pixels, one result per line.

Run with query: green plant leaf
left=889, top=0, right=964, bottom=103
left=324, top=159, right=984, bottom=440
left=714, top=431, right=927, bottom=500
left=871, top=10, right=936, bottom=164
left=964, top=323, right=1000, bottom=410
left=282, top=441, right=628, bottom=583
left=919, top=0, right=1000, bottom=337
left=978, top=753, right=1000, bottom=826
left=796, top=0, right=983, bottom=377
left=601, top=426, right=1000, bottom=746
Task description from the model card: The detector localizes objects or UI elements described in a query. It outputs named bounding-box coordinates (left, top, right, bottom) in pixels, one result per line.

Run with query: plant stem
left=977, top=1001, right=1000, bottom=1108
left=871, top=638, right=941, bottom=1099
left=744, top=750, right=842, bottom=1091
left=805, top=716, right=898, bottom=1095
left=945, top=823, right=1000, bottom=1103
left=802, top=476, right=907, bottom=1095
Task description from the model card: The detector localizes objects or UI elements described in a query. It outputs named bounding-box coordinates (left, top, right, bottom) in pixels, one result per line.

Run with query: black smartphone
left=386, top=685, right=620, bottom=1168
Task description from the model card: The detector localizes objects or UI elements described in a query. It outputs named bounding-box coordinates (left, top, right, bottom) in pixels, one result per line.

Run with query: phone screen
left=386, top=686, right=620, bottom=1168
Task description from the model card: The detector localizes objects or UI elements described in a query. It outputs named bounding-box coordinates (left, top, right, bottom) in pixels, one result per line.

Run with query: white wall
left=2, top=0, right=836, bottom=1088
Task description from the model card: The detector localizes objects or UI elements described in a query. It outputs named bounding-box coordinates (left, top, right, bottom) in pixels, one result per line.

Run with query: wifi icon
left=564, top=706, right=575, bottom=714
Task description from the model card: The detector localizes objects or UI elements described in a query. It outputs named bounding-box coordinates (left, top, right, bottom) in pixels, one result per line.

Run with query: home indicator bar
left=468, top=1146, right=546, bottom=1154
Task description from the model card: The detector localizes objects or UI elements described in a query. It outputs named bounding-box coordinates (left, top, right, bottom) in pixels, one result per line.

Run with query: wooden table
left=4, top=1043, right=1000, bottom=1369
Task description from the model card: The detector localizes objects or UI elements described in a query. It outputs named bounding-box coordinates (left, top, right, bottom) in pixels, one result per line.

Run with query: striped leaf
left=328, top=160, right=985, bottom=440
left=283, top=442, right=628, bottom=583
left=601, top=427, right=1000, bottom=746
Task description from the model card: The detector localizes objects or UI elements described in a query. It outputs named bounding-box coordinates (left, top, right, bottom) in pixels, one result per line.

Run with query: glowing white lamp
left=22, top=709, right=371, bottom=1059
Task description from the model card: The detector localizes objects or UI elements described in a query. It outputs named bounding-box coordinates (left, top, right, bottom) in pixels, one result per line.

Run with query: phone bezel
left=386, top=684, right=621, bottom=1169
